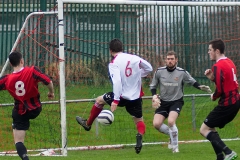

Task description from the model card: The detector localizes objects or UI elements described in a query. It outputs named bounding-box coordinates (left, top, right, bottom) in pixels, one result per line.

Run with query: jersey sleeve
left=212, top=65, right=222, bottom=100
left=32, top=66, right=51, bottom=85
left=108, top=63, right=122, bottom=101
left=0, top=75, right=8, bottom=90
left=149, top=70, right=159, bottom=90
left=139, top=58, right=153, bottom=77
left=183, top=70, right=196, bottom=85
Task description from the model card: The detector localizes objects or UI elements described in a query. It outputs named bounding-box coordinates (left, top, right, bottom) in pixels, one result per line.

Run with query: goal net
left=0, top=0, right=240, bottom=156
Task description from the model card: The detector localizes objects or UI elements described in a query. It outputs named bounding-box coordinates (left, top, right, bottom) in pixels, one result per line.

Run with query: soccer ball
left=97, top=110, right=114, bottom=125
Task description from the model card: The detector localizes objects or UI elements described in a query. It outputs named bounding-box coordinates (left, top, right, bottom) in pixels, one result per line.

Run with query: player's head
left=109, top=38, right=123, bottom=54
left=166, top=50, right=178, bottom=70
left=208, top=39, right=225, bottom=61
left=9, top=51, right=23, bottom=67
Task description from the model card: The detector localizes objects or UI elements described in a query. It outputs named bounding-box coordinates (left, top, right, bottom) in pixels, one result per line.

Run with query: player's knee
left=199, top=127, right=209, bottom=137
left=167, top=120, right=175, bottom=127
left=153, top=121, right=161, bottom=129
left=95, top=96, right=105, bottom=105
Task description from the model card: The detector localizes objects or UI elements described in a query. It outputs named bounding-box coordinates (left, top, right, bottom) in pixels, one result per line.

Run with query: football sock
left=15, top=142, right=29, bottom=160
left=206, top=131, right=232, bottom=155
left=209, top=132, right=224, bottom=159
left=159, top=123, right=170, bottom=135
left=86, top=102, right=103, bottom=126
left=136, top=121, right=146, bottom=135
left=169, top=124, right=178, bottom=146
left=216, top=153, right=225, bottom=160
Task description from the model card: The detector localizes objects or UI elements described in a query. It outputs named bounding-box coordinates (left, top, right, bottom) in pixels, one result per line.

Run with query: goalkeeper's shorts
left=155, top=97, right=184, bottom=118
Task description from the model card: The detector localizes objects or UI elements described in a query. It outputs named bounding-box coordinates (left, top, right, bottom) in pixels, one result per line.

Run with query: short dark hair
left=166, top=50, right=177, bottom=58
left=109, top=38, right=123, bottom=52
left=9, top=51, right=22, bottom=67
left=209, top=38, right=225, bottom=54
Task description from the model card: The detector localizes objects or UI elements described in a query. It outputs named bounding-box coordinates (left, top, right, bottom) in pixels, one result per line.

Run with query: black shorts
left=103, top=92, right=143, bottom=118
left=155, top=97, right=184, bottom=118
left=12, top=107, right=42, bottom=130
left=204, top=100, right=240, bottom=129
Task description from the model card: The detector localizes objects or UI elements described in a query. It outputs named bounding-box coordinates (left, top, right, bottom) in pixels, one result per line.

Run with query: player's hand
left=199, top=85, right=212, bottom=93
left=111, top=102, right=118, bottom=112
left=152, top=94, right=161, bottom=109
left=48, top=92, right=54, bottom=100
left=204, top=69, right=214, bottom=81
left=210, top=94, right=216, bottom=101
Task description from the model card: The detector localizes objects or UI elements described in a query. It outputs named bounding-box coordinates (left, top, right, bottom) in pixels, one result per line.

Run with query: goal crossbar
left=58, top=0, right=240, bottom=6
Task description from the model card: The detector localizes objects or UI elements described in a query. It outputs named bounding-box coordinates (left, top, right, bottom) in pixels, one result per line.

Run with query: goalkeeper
left=150, top=51, right=211, bottom=153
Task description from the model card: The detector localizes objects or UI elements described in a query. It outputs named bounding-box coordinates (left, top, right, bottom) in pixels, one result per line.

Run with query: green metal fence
left=0, top=0, right=240, bottom=153
left=0, top=1, right=240, bottom=82
left=0, top=0, right=56, bottom=65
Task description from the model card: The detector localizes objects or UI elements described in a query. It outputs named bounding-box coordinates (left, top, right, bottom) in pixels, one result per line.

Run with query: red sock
left=86, top=103, right=103, bottom=126
left=136, top=121, right=146, bottom=135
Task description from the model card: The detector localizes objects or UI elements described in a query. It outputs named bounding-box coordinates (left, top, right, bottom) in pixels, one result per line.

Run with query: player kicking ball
left=76, top=38, right=153, bottom=154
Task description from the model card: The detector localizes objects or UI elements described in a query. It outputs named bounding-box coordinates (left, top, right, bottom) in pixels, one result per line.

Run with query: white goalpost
left=1, top=0, right=240, bottom=157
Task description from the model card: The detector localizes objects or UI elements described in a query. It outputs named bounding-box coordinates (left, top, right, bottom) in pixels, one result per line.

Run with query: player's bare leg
left=13, top=129, right=29, bottom=160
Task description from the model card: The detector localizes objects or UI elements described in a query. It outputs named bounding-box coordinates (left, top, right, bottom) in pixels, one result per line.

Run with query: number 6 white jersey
left=109, top=52, right=153, bottom=101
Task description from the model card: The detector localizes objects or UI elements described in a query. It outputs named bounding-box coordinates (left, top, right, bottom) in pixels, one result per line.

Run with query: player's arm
left=47, top=81, right=54, bottom=99
left=211, top=66, right=222, bottom=100
left=183, top=70, right=212, bottom=93
left=149, top=70, right=159, bottom=95
left=149, top=70, right=161, bottom=108
left=108, top=63, right=122, bottom=104
left=139, top=58, right=153, bottom=77
left=0, top=75, right=8, bottom=90
left=33, top=66, right=54, bottom=99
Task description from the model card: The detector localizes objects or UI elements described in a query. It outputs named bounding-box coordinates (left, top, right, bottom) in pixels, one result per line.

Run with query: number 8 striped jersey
left=109, top=53, right=152, bottom=101
left=0, top=66, right=51, bottom=115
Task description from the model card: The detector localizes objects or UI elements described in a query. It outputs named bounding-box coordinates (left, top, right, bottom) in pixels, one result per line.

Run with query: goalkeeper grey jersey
left=149, top=66, right=196, bottom=101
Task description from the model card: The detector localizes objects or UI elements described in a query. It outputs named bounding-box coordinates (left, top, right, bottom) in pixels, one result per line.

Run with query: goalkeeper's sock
left=169, top=124, right=178, bottom=146
left=15, top=142, right=29, bottom=160
left=206, top=131, right=232, bottom=155
left=86, top=103, right=103, bottom=126
left=136, top=121, right=145, bottom=135
left=159, top=124, right=170, bottom=135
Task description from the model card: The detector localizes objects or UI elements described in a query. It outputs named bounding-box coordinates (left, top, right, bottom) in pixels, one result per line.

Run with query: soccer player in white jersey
left=76, top=38, right=153, bottom=154
left=150, top=51, right=212, bottom=153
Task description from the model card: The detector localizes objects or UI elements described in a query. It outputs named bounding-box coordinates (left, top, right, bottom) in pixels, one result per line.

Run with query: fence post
left=191, top=94, right=196, bottom=132
left=95, top=120, right=99, bottom=136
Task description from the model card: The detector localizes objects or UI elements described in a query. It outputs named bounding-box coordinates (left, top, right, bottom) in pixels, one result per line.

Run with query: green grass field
left=0, top=82, right=240, bottom=159
left=2, top=140, right=240, bottom=160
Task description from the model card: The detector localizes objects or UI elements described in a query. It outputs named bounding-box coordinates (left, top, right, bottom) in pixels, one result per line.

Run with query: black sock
left=15, top=142, right=29, bottom=160
left=210, top=132, right=224, bottom=159
left=206, top=131, right=232, bottom=155
left=216, top=153, right=225, bottom=160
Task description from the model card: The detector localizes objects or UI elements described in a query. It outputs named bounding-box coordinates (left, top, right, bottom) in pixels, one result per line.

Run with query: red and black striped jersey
left=0, top=66, right=51, bottom=115
left=212, top=57, right=239, bottom=106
